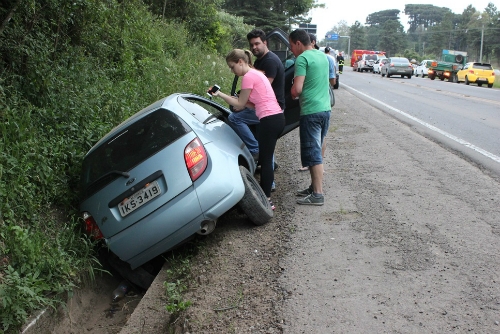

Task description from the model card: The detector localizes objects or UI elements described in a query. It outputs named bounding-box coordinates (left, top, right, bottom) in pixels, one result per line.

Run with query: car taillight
left=184, top=137, right=208, bottom=181
left=469, top=70, right=474, bottom=74
left=82, top=212, right=104, bottom=240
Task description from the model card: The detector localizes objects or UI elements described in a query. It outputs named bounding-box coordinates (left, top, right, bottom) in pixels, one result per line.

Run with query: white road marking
left=342, top=83, right=500, bottom=164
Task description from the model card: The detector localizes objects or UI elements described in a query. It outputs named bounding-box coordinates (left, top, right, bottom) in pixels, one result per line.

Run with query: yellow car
left=457, top=62, right=495, bottom=88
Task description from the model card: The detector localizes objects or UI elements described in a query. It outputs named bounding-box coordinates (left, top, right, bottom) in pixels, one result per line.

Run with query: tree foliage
left=221, top=0, right=316, bottom=33
left=366, top=9, right=400, bottom=26
left=405, top=4, right=453, bottom=33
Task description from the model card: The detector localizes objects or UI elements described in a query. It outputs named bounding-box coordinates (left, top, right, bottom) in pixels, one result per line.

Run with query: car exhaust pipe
left=197, top=219, right=217, bottom=235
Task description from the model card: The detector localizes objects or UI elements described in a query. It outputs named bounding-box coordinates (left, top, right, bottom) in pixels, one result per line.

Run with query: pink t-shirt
left=241, top=68, right=282, bottom=120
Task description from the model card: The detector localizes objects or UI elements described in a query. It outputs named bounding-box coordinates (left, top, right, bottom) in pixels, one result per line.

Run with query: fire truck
left=350, top=49, right=386, bottom=67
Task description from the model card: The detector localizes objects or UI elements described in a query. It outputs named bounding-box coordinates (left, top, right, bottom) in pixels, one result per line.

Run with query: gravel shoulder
left=25, top=87, right=500, bottom=333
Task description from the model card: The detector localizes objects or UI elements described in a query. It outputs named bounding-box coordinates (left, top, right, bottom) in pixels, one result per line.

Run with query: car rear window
left=392, top=58, right=409, bottom=65
left=473, top=63, right=493, bottom=70
left=365, top=55, right=377, bottom=61
left=81, top=108, right=191, bottom=197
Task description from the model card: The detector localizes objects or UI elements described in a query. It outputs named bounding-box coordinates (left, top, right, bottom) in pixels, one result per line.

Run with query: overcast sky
left=308, top=1, right=494, bottom=40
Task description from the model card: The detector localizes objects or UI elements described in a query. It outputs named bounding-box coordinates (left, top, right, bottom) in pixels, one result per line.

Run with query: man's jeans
left=228, top=107, right=260, bottom=155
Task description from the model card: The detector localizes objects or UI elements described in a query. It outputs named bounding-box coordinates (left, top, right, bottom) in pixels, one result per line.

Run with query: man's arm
left=291, top=75, right=305, bottom=99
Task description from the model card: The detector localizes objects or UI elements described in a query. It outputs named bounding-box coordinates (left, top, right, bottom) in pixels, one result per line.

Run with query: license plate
left=118, top=181, right=161, bottom=217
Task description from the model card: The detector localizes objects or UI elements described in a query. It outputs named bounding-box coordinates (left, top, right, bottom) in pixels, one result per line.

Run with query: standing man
left=337, top=51, right=345, bottom=73
left=298, top=35, right=333, bottom=173
left=228, top=29, right=285, bottom=163
left=290, top=29, right=331, bottom=206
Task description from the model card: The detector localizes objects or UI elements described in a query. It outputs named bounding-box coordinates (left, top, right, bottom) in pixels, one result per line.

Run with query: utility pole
left=479, top=24, right=484, bottom=62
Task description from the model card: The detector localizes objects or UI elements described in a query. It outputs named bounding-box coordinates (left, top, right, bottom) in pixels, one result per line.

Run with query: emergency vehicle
left=350, top=49, right=386, bottom=67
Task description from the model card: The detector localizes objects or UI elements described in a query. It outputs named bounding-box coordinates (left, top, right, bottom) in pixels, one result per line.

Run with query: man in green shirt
left=289, top=29, right=331, bottom=206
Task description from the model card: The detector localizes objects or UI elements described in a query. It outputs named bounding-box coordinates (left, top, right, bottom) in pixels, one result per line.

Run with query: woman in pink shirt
left=211, top=49, right=285, bottom=210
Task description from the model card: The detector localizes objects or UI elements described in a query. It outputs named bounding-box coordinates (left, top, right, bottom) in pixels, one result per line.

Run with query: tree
left=221, top=0, right=317, bottom=33
left=377, top=20, right=406, bottom=56
left=405, top=4, right=453, bottom=33
left=366, top=9, right=400, bottom=26
left=349, top=21, right=366, bottom=51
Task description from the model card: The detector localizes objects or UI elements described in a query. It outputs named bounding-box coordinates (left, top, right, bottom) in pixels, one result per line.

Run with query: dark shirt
left=254, top=51, right=285, bottom=110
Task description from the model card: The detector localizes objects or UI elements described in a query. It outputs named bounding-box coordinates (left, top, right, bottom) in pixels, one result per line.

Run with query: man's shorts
left=299, top=111, right=330, bottom=167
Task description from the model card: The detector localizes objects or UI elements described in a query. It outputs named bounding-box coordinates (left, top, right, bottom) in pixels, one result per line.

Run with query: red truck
left=351, top=49, right=386, bottom=68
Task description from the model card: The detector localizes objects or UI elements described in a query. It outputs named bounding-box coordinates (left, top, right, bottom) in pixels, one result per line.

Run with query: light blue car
left=80, top=29, right=300, bottom=288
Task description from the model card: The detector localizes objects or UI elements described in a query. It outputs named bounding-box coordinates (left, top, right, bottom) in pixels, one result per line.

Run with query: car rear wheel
left=488, top=84, right=493, bottom=88
left=238, top=166, right=273, bottom=225
left=465, top=76, right=470, bottom=85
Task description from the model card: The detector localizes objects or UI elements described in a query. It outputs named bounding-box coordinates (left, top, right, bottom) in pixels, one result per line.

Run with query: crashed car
left=80, top=29, right=300, bottom=288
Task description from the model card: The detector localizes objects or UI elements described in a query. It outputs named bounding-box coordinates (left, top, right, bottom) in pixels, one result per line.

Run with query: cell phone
left=207, top=85, right=220, bottom=96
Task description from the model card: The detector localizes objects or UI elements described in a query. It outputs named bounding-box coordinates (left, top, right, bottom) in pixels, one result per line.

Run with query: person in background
left=337, top=51, right=345, bottom=73
left=209, top=49, right=285, bottom=210
left=290, top=30, right=331, bottom=206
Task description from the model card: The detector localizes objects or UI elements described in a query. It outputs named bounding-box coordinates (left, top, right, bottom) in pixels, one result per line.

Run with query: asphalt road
left=277, top=80, right=500, bottom=332
left=339, top=68, right=500, bottom=176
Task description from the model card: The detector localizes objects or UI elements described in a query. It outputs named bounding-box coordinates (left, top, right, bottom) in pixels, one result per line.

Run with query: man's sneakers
left=296, top=185, right=324, bottom=206
left=269, top=199, right=275, bottom=210
left=296, top=193, right=324, bottom=206
left=296, top=185, right=313, bottom=197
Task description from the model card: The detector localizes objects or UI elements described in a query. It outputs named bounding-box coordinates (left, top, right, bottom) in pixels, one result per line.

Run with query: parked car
left=414, top=59, right=432, bottom=77
left=80, top=28, right=301, bottom=288
left=381, top=57, right=413, bottom=78
left=373, top=58, right=389, bottom=74
left=319, top=46, right=340, bottom=89
left=456, top=62, right=496, bottom=88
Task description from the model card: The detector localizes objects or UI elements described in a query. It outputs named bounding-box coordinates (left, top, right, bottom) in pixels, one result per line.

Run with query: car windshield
left=81, top=108, right=191, bottom=196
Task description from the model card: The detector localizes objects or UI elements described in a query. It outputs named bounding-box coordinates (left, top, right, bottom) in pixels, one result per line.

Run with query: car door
left=230, top=28, right=300, bottom=137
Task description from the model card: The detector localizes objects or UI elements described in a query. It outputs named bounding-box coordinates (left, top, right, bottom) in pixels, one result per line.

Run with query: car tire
left=238, top=166, right=273, bottom=225
left=452, top=74, right=458, bottom=83
left=415, top=73, right=419, bottom=77
left=430, top=74, right=435, bottom=80
left=407, top=75, right=411, bottom=79
left=465, top=76, right=470, bottom=85
left=488, top=84, right=493, bottom=88
left=478, top=82, right=482, bottom=87
left=381, top=72, right=385, bottom=77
